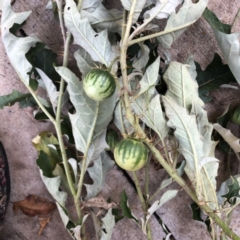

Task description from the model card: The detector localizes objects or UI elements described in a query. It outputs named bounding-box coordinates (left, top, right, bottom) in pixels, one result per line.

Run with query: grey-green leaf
left=163, top=96, right=204, bottom=194
left=163, top=61, right=203, bottom=111
left=120, top=0, right=147, bottom=23
left=191, top=102, right=213, bottom=155
left=37, top=68, right=59, bottom=113
left=201, top=160, right=219, bottom=210
left=134, top=56, right=160, bottom=98
left=1, top=0, right=40, bottom=85
left=100, top=209, right=115, bottom=240
left=132, top=94, right=169, bottom=142
left=158, top=0, right=208, bottom=49
left=40, top=171, right=67, bottom=207
left=82, top=4, right=123, bottom=34
left=213, top=31, right=240, bottom=84
left=64, top=0, right=118, bottom=67
left=114, top=100, right=133, bottom=135
left=56, top=67, right=117, bottom=154
left=82, top=0, right=101, bottom=12
left=213, top=123, right=240, bottom=155
left=57, top=203, right=88, bottom=240
left=144, top=0, right=183, bottom=19
left=143, top=190, right=178, bottom=234
left=74, top=49, right=95, bottom=78
left=185, top=55, right=197, bottom=80
left=85, top=151, right=114, bottom=200
left=132, top=43, right=150, bottom=70
left=86, top=131, right=109, bottom=166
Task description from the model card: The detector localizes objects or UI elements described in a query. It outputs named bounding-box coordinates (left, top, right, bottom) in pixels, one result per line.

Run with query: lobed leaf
left=37, top=68, right=59, bottom=113
left=144, top=0, right=183, bottom=20
left=163, top=96, right=204, bottom=195
left=142, top=190, right=178, bottom=234
left=213, top=31, right=240, bottom=84
left=132, top=94, right=169, bottom=142
left=40, top=171, right=67, bottom=207
left=218, top=175, right=240, bottom=205
left=190, top=102, right=213, bottom=155
left=120, top=0, right=147, bottom=23
left=132, top=43, right=150, bottom=71
left=74, top=49, right=95, bottom=78
left=213, top=123, right=240, bottom=157
left=64, top=0, right=118, bottom=67
left=85, top=131, right=109, bottom=165
left=26, top=44, right=61, bottom=87
left=163, top=62, right=203, bottom=111
left=190, top=202, right=211, bottom=232
left=202, top=7, right=240, bottom=84
left=120, top=190, right=138, bottom=223
left=82, top=4, right=123, bottom=34
left=81, top=0, right=102, bottom=12
left=1, top=0, right=40, bottom=85
left=57, top=203, right=88, bottom=240
left=84, top=151, right=114, bottom=200
left=114, top=100, right=133, bottom=135
left=158, top=0, right=208, bottom=49
left=134, top=56, right=160, bottom=98
left=100, top=209, right=115, bottom=240
left=201, top=160, right=219, bottom=210
left=185, top=55, right=197, bottom=80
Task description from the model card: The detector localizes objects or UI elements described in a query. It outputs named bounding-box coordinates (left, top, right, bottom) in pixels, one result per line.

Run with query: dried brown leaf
left=82, top=197, right=118, bottom=210
left=12, top=194, right=56, bottom=217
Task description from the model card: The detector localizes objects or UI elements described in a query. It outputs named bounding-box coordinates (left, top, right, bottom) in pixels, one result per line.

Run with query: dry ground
left=0, top=0, right=240, bottom=239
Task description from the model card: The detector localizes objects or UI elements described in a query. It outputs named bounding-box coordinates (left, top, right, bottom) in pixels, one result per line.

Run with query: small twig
left=55, top=0, right=66, bottom=44
left=129, top=22, right=195, bottom=46
left=145, top=153, right=152, bottom=196
left=128, top=0, right=169, bottom=41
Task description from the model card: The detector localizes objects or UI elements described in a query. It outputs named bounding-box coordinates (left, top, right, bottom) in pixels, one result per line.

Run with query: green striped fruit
left=106, top=130, right=119, bottom=151
left=114, top=138, right=148, bottom=171
left=83, top=68, right=116, bottom=101
left=231, top=107, right=240, bottom=125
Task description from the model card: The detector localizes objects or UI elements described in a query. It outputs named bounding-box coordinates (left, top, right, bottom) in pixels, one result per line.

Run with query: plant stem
left=107, top=56, right=120, bottom=72
left=227, top=148, right=232, bottom=176
left=120, top=99, right=127, bottom=135
left=128, top=0, right=168, bottom=41
left=54, top=0, right=84, bottom=223
left=54, top=31, right=76, bottom=198
left=17, top=76, right=55, bottom=123
left=121, top=10, right=127, bottom=40
left=128, top=22, right=195, bottom=46
left=121, top=3, right=153, bottom=239
left=145, top=154, right=151, bottom=196
left=55, top=0, right=66, bottom=44
left=132, top=172, right=153, bottom=240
